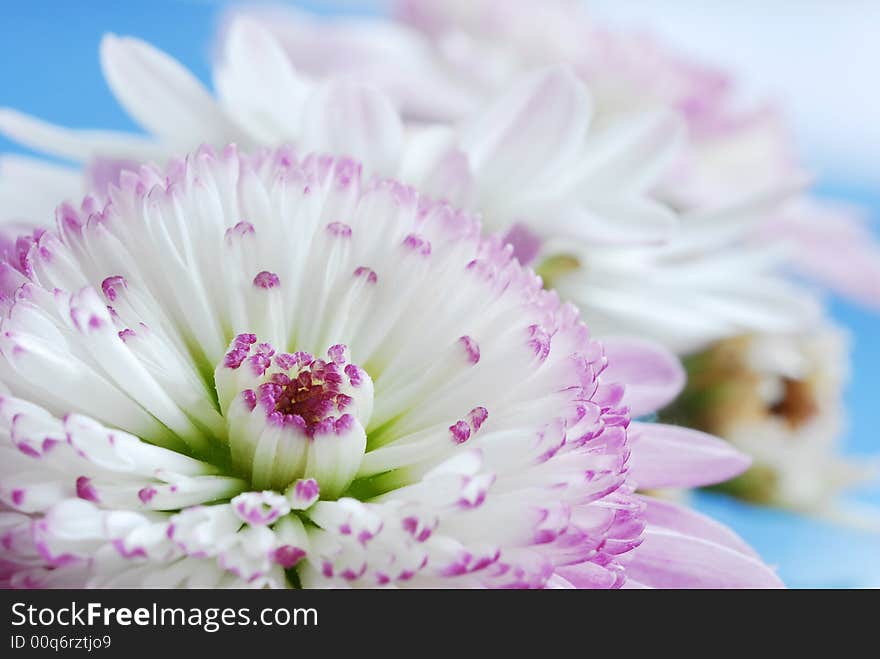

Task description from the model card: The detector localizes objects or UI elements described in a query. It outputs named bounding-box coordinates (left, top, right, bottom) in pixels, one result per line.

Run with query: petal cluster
left=0, top=146, right=777, bottom=588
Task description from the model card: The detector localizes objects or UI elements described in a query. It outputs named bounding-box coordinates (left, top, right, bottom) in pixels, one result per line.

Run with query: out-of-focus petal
left=457, top=66, right=592, bottom=196
left=100, top=34, right=240, bottom=148
left=214, top=17, right=311, bottom=143
left=0, top=108, right=163, bottom=163
left=0, top=156, right=82, bottom=223
left=299, top=80, right=404, bottom=175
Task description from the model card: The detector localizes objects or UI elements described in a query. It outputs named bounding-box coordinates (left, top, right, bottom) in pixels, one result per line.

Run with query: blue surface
left=1, top=0, right=878, bottom=587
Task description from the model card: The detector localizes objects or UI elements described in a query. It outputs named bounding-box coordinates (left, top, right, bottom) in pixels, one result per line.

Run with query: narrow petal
left=0, top=108, right=164, bottom=163
left=100, top=34, right=240, bottom=148
left=628, top=422, right=751, bottom=489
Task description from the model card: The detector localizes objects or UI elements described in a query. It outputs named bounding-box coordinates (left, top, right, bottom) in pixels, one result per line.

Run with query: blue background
left=1, top=0, right=878, bottom=587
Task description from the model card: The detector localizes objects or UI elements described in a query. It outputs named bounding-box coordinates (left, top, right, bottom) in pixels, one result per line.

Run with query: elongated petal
left=628, top=422, right=751, bottom=489
left=0, top=108, right=164, bottom=163
left=100, top=34, right=239, bottom=147
left=214, top=17, right=311, bottom=144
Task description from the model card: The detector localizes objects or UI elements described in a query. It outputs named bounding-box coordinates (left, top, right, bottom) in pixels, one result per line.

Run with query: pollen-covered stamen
left=216, top=337, right=373, bottom=497
left=265, top=358, right=352, bottom=436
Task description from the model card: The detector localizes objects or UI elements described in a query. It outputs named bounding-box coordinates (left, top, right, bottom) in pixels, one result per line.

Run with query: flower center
left=266, top=351, right=356, bottom=434
left=768, top=377, right=819, bottom=429
left=215, top=335, right=373, bottom=497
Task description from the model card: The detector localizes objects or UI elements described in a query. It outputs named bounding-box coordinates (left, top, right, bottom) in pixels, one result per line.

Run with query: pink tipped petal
left=626, top=526, right=784, bottom=589
left=639, top=496, right=758, bottom=558
left=502, top=223, right=543, bottom=266
left=628, top=422, right=751, bottom=489
left=601, top=338, right=685, bottom=417
left=85, top=157, right=140, bottom=194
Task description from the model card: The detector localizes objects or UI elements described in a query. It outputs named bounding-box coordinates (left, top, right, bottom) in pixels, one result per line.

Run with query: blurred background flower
left=581, top=0, right=880, bottom=587
left=1, top=0, right=878, bottom=587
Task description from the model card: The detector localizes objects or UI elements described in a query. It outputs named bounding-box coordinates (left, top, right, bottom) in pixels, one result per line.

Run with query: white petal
left=299, top=79, right=404, bottom=176
left=0, top=156, right=82, bottom=224
left=457, top=66, right=592, bottom=197
left=0, top=108, right=164, bottom=162
left=100, top=34, right=240, bottom=148
left=214, top=17, right=312, bottom=144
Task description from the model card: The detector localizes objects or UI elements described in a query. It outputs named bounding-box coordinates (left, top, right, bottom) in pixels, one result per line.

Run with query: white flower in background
left=0, top=146, right=781, bottom=588
left=660, top=326, right=877, bottom=517
left=242, top=1, right=880, bottom=318
left=0, top=18, right=820, bottom=355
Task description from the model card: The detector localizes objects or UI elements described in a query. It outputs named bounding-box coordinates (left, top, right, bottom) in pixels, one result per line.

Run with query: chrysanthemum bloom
left=0, top=146, right=780, bottom=588
left=659, top=327, right=876, bottom=518
left=0, top=20, right=822, bottom=356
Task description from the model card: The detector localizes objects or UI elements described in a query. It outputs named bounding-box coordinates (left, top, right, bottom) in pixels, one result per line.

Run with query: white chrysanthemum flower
left=0, top=146, right=780, bottom=588
left=0, top=18, right=820, bottom=355
left=237, top=2, right=880, bottom=346
left=661, top=326, right=877, bottom=517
